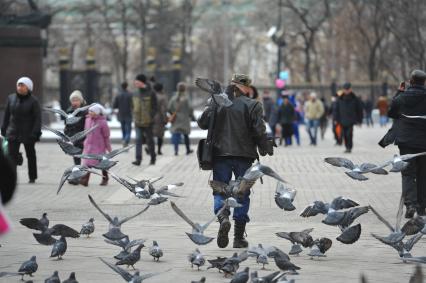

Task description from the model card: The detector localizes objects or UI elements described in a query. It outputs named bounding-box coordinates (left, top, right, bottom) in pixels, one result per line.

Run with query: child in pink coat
left=80, top=103, right=111, bottom=186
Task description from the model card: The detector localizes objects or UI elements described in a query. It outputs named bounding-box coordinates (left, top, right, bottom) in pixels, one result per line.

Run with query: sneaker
left=149, top=159, right=156, bottom=165
left=344, top=149, right=351, bottom=153
left=132, top=160, right=141, bottom=166
left=28, top=179, right=35, bottom=184
left=186, top=149, right=194, bottom=155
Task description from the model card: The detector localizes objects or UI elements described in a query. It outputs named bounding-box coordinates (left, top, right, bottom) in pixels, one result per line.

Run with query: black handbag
left=197, top=106, right=216, bottom=170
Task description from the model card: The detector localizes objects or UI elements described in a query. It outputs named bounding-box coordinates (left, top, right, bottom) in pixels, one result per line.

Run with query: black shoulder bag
left=197, top=105, right=216, bottom=170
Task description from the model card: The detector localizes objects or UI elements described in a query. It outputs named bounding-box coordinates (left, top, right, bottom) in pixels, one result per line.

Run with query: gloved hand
left=258, top=137, right=275, bottom=156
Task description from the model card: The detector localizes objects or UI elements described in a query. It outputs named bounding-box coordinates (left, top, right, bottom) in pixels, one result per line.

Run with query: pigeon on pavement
left=44, top=104, right=93, bottom=125
left=62, top=272, right=78, bottom=283
left=191, top=277, right=206, bottom=283
left=50, top=236, right=67, bottom=260
left=188, top=248, right=206, bottom=270
left=230, top=267, right=249, bottom=283
left=45, top=270, right=60, bottom=283
left=275, top=182, right=297, bottom=211
left=207, top=251, right=249, bottom=277
left=80, top=218, right=95, bottom=237
left=75, top=145, right=134, bottom=170
left=276, top=228, right=314, bottom=255
left=88, top=194, right=149, bottom=240
left=115, top=244, right=145, bottom=269
left=20, top=213, right=79, bottom=245
left=324, top=157, right=388, bottom=181
left=250, top=271, right=286, bottom=283
left=0, top=255, right=38, bottom=281
left=149, top=240, right=163, bottom=261
left=268, top=248, right=301, bottom=273
left=105, top=236, right=146, bottom=260
left=248, top=244, right=277, bottom=269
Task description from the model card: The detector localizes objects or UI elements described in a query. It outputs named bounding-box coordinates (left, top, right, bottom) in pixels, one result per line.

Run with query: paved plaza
left=0, top=125, right=424, bottom=283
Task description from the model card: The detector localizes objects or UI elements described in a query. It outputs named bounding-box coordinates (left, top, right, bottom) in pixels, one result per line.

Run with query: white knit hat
left=16, top=77, right=33, bottom=92
left=69, top=90, right=85, bottom=103
left=88, top=103, right=105, bottom=115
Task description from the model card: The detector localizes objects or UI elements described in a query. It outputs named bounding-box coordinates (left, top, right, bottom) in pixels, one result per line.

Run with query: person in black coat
left=113, top=82, right=133, bottom=147
left=278, top=95, right=295, bottom=146
left=1, top=77, right=41, bottom=183
left=335, top=83, right=363, bottom=153
left=64, top=90, right=87, bottom=166
left=388, top=70, right=426, bottom=216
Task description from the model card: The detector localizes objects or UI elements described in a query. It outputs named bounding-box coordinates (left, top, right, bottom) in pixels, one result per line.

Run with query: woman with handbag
left=168, top=82, right=194, bottom=156
left=1, top=77, right=41, bottom=183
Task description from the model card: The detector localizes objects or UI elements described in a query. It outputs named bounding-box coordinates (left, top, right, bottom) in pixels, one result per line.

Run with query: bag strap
left=206, top=104, right=217, bottom=144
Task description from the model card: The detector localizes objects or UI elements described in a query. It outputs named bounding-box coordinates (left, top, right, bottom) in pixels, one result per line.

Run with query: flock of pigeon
left=0, top=78, right=425, bottom=282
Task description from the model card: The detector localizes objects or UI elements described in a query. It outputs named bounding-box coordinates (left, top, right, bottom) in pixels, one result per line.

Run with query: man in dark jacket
left=113, top=82, right=133, bottom=147
left=336, top=82, right=363, bottom=153
left=198, top=74, right=274, bottom=249
left=1, top=77, right=41, bottom=183
left=388, top=70, right=426, bottom=216
left=132, top=74, right=157, bottom=166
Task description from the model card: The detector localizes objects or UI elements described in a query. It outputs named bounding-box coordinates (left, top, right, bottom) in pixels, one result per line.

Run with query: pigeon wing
left=74, top=153, right=103, bottom=160
left=42, top=125, right=68, bottom=140
left=324, top=157, right=355, bottom=170
left=369, top=205, right=395, bottom=232
left=106, top=144, right=135, bottom=159
left=69, top=124, right=99, bottom=143
left=57, top=169, right=72, bottom=194
left=330, top=197, right=359, bottom=210
left=195, top=78, right=223, bottom=94
left=20, top=218, right=45, bottom=231
left=109, top=172, right=136, bottom=193
left=170, top=201, right=199, bottom=231
left=72, top=104, right=92, bottom=116
left=400, top=152, right=426, bottom=161
left=125, top=239, right=146, bottom=250
left=300, top=201, right=326, bottom=217
left=404, top=233, right=423, bottom=252
left=50, top=224, right=80, bottom=238
left=100, top=258, right=132, bottom=281
left=57, top=140, right=82, bottom=155
left=88, top=195, right=114, bottom=224
left=44, top=107, right=68, bottom=119
left=401, top=217, right=425, bottom=236
left=361, top=163, right=388, bottom=175
left=140, top=269, right=171, bottom=281
left=118, top=205, right=150, bottom=225
left=345, top=171, right=368, bottom=181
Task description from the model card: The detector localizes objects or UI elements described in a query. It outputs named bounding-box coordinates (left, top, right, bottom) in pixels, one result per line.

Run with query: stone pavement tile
left=1, top=125, right=425, bottom=282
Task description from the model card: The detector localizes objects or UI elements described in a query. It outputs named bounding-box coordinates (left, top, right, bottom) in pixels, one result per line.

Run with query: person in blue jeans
left=198, top=74, right=274, bottom=249
left=113, top=82, right=133, bottom=147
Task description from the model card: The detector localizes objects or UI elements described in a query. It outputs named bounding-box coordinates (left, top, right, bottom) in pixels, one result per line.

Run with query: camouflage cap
left=231, top=73, right=252, bottom=87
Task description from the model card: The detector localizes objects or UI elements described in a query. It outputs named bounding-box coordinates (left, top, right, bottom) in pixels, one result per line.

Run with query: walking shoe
left=217, top=211, right=231, bottom=248
left=79, top=173, right=90, bottom=187
left=405, top=206, right=416, bottom=219
left=132, top=160, right=141, bottom=166
left=100, top=170, right=108, bottom=186
left=28, top=179, right=35, bottom=184
left=233, top=221, right=248, bottom=248
left=344, top=149, right=351, bottom=153
left=186, top=149, right=194, bottom=155
left=149, top=159, right=156, bottom=165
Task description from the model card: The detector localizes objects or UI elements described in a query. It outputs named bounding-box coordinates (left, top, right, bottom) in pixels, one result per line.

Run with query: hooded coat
left=82, top=114, right=111, bottom=167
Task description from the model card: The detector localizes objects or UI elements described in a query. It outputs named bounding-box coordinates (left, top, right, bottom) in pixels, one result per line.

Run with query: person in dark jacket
left=198, top=74, right=274, bottom=249
left=336, top=82, right=363, bottom=153
left=64, top=90, right=87, bottom=168
left=331, top=92, right=343, bottom=145
left=362, top=96, right=374, bottom=127
left=388, top=70, right=426, bottom=216
left=113, top=82, right=133, bottom=147
left=1, top=77, right=41, bottom=183
left=132, top=74, right=157, bottom=166
left=278, top=95, right=295, bottom=146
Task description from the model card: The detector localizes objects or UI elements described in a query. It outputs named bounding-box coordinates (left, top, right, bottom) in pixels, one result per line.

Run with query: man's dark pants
left=135, top=126, right=155, bottom=162
left=212, top=156, right=252, bottom=223
left=399, top=146, right=426, bottom=211
left=120, top=119, right=132, bottom=144
left=8, top=140, right=37, bottom=181
left=342, top=125, right=353, bottom=150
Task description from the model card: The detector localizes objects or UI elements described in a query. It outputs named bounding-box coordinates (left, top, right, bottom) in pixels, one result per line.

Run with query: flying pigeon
left=300, top=196, right=359, bottom=218
left=88, top=194, right=149, bottom=240
left=101, top=258, right=169, bottom=282
left=44, top=104, right=93, bottom=125
left=195, top=78, right=233, bottom=107
left=275, top=181, right=297, bottom=211
left=370, top=152, right=426, bottom=172
left=57, top=165, right=101, bottom=194
left=75, top=145, right=134, bottom=170
left=276, top=228, right=314, bottom=255
left=104, top=236, right=146, bottom=260
left=20, top=213, right=79, bottom=245
left=324, top=157, right=387, bottom=181
left=80, top=218, right=95, bottom=237
left=402, top=215, right=426, bottom=236
left=43, top=125, right=98, bottom=156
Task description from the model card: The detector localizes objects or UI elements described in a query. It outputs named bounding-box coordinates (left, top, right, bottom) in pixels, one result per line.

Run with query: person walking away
left=1, top=77, right=41, bottom=183
left=290, top=94, right=302, bottom=146
left=278, top=95, right=295, bottom=146
left=168, top=82, right=194, bottom=156
left=64, top=90, right=87, bottom=184
left=377, top=95, right=389, bottom=127
left=152, top=83, right=168, bottom=155
left=336, top=83, right=363, bottom=153
left=331, top=92, right=343, bottom=145
left=304, top=92, right=324, bottom=146
left=319, top=97, right=329, bottom=140
left=262, top=90, right=277, bottom=138
left=113, top=82, right=133, bottom=147
left=388, top=70, right=426, bottom=216
left=198, top=74, right=274, bottom=249
left=363, top=96, right=374, bottom=127
left=79, top=104, right=111, bottom=186
left=132, top=74, right=157, bottom=166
